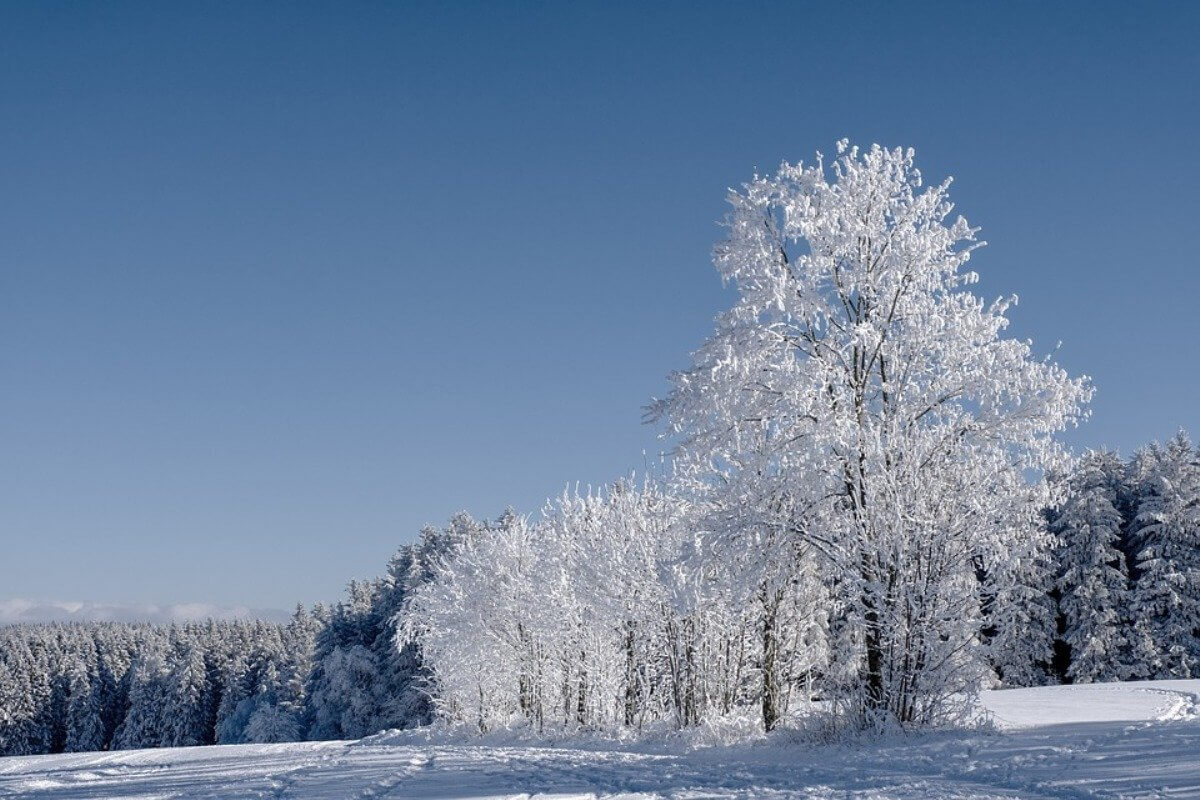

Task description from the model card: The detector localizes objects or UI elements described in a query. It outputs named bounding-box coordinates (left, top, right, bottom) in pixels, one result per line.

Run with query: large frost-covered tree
left=654, top=141, right=1092, bottom=727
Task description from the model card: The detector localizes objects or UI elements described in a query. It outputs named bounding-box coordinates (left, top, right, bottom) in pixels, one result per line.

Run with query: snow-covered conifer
left=113, top=652, right=171, bottom=749
left=64, top=659, right=106, bottom=753
left=1129, top=432, right=1200, bottom=677
left=983, top=527, right=1059, bottom=687
left=1052, top=450, right=1135, bottom=682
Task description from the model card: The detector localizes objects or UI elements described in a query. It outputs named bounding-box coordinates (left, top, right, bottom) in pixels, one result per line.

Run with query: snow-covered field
left=2, top=680, right=1198, bottom=799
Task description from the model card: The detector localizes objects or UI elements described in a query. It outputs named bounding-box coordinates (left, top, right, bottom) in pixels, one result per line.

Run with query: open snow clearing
left=2, top=680, right=1198, bottom=799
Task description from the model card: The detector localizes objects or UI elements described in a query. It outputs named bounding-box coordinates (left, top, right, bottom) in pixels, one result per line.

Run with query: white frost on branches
left=652, top=141, right=1092, bottom=727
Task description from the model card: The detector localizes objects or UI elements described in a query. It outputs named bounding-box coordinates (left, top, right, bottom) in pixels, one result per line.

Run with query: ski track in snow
left=2, top=681, right=1199, bottom=799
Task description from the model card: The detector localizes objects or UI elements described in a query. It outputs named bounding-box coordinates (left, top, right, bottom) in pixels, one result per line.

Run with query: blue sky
left=2, top=2, right=1197, bottom=614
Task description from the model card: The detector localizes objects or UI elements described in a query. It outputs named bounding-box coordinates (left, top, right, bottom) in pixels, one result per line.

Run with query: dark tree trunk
left=623, top=622, right=637, bottom=727
left=760, top=583, right=783, bottom=732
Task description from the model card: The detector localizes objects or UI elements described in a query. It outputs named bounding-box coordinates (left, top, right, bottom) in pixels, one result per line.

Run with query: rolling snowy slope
left=1, top=680, right=1198, bottom=799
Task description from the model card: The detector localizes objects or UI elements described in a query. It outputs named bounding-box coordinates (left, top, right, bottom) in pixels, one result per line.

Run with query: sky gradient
left=2, top=2, right=1198, bottom=615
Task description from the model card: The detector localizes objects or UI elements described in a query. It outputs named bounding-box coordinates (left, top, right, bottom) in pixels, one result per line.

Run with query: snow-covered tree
left=694, top=498, right=831, bottom=730
left=245, top=703, right=301, bottom=743
left=164, top=644, right=211, bottom=747
left=64, top=659, right=106, bottom=753
left=112, top=652, right=171, bottom=749
left=0, top=638, right=51, bottom=755
left=305, top=580, right=384, bottom=741
left=305, top=516, right=475, bottom=741
left=308, top=645, right=379, bottom=739
left=1052, top=450, right=1134, bottom=682
left=982, top=525, right=1059, bottom=687
left=653, top=141, right=1092, bottom=727
left=404, top=481, right=731, bottom=735
left=1129, top=432, right=1200, bottom=677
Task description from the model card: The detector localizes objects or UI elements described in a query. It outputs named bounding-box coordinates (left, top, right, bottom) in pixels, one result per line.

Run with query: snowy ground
left=2, top=680, right=1198, bottom=799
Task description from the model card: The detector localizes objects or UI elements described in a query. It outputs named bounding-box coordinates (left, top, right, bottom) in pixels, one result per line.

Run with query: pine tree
left=1129, top=432, right=1200, bottom=677
left=214, top=647, right=254, bottom=744
left=64, top=659, right=106, bottom=753
left=985, top=529, right=1059, bottom=687
left=113, top=653, right=171, bottom=749
left=1053, top=451, right=1134, bottom=682
left=164, top=644, right=211, bottom=747
left=244, top=703, right=301, bottom=743
left=306, top=579, right=386, bottom=740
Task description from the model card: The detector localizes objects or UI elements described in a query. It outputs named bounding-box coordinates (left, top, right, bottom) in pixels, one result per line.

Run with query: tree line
left=403, top=434, right=1200, bottom=736
left=1, top=433, right=1197, bottom=755
left=1046, top=432, right=1200, bottom=683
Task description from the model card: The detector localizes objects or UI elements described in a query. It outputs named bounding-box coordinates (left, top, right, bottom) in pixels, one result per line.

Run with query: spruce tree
left=64, top=659, right=106, bottom=753
left=1053, top=450, right=1134, bottom=682
left=1129, top=432, right=1200, bottom=678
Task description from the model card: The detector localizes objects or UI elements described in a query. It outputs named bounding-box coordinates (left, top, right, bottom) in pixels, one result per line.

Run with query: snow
left=2, top=680, right=1198, bottom=799
left=982, top=679, right=1199, bottom=729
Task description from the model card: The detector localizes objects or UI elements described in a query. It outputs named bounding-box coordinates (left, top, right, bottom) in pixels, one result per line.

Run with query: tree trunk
left=575, top=649, right=587, bottom=726
left=623, top=622, right=637, bottom=727
left=861, top=559, right=886, bottom=720
left=760, top=583, right=782, bottom=732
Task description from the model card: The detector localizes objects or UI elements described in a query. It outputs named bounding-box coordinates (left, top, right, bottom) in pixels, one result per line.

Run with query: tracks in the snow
left=262, top=744, right=433, bottom=800
left=347, top=750, right=432, bottom=799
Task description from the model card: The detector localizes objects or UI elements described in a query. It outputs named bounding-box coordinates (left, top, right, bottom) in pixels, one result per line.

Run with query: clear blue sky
left=2, top=2, right=1197, bottom=614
